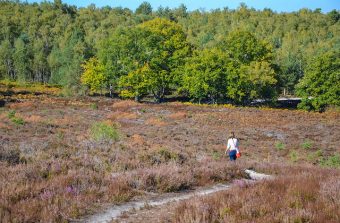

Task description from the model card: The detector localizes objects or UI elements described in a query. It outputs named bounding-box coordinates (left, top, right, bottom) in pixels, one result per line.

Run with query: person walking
left=225, top=132, right=240, bottom=161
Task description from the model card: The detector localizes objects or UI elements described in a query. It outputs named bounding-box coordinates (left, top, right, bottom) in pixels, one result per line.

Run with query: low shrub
left=307, top=150, right=323, bottom=162
left=7, top=110, right=25, bottom=125
left=138, top=147, right=184, bottom=165
left=7, top=110, right=16, bottom=119
left=90, top=121, right=119, bottom=142
left=289, top=150, right=299, bottom=162
left=301, top=139, right=313, bottom=150
left=11, top=117, right=25, bottom=125
left=211, top=151, right=221, bottom=160
left=90, top=103, right=98, bottom=110
left=0, top=147, right=21, bottom=165
left=171, top=168, right=340, bottom=223
left=320, top=153, right=340, bottom=168
left=275, top=141, right=285, bottom=151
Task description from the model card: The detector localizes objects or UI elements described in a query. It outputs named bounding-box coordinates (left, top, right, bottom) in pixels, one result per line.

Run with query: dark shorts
left=229, top=150, right=237, bottom=161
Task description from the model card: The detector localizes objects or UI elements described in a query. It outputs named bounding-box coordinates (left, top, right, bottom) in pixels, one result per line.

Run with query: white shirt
left=227, top=138, right=239, bottom=151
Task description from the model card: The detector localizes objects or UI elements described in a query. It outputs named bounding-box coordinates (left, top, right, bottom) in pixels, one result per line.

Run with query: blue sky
left=26, top=0, right=340, bottom=13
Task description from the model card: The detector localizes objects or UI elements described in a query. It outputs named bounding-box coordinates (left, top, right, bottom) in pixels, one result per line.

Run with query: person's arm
left=225, top=139, right=230, bottom=154
left=236, top=139, right=240, bottom=153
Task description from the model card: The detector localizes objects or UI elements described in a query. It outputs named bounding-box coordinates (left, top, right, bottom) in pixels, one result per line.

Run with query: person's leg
left=229, top=150, right=237, bottom=161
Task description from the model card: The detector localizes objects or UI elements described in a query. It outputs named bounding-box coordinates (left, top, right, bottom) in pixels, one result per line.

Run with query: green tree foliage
left=182, top=48, right=228, bottom=103
left=119, top=18, right=191, bottom=102
left=296, top=50, right=340, bottom=111
left=222, top=31, right=278, bottom=104
left=32, top=39, right=49, bottom=83
left=81, top=57, right=107, bottom=92
left=328, top=9, right=340, bottom=24
left=223, top=30, right=273, bottom=64
left=13, top=37, right=30, bottom=82
left=135, top=1, right=153, bottom=15
left=227, top=61, right=277, bottom=103
left=119, top=64, right=149, bottom=101
left=0, top=1, right=339, bottom=107
left=48, top=31, right=86, bottom=93
left=0, top=39, right=14, bottom=79
left=98, top=27, right=145, bottom=85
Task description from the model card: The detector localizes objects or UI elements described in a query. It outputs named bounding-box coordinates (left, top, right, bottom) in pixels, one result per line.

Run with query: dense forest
left=0, top=0, right=339, bottom=110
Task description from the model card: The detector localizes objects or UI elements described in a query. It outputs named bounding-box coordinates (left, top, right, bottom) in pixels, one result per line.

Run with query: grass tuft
left=320, top=153, right=340, bottom=168
left=301, top=139, right=313, bottom=150
left=90, top=121, right=119, bottom=142
left=275, top=141, right=285, bottom=151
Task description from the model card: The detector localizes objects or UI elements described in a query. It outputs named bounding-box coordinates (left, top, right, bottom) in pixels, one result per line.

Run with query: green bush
left=90, top=121, right=119, bottom=142
left=307, top=149, right=323, bottom=162
left=275, top=141, right=285, bottom=151
left=301, top=139, right=313, bottom=150
left=289, top=150, right=299, bottom=162
left=7, top=110, right=16, bottom=119
left=7, top=110, right=25, bottom=125
left=296, top=50, right=340, bottom=112
left=212, top=151, right=221, bottom=160
left=320, top=153, right=340, bottom=168
left=11, top=117, right=25, bottom=125
left=90, top=103, right=98, bottom=110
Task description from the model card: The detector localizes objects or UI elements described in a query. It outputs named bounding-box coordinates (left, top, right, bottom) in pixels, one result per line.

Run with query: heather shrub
left=127, top=164, right=194, bottom=192
left=319, top=177, right=340, bottom=207
left=0, top=147, right=21, bottom=165
left=90, top=121, right=119, bottom=142
left=138, top=147, right=185, bottom=165
left=172, top=168, right=340, bottom=223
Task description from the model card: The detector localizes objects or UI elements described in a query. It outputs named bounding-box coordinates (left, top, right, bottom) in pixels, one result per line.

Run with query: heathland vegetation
left=0, top=88, right=339, bottom=221
left=0, top=1, right=340, bottom=222
left=0, top=1, right=339, bottom=110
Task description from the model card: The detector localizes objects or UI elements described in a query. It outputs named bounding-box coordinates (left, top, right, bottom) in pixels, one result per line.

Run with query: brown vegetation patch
left=167, top=111, right=187, bottom=120
left=172, top=167, right=340, bottom=223
left=0, top=93, right=339, bottom=222
left=8, top=101, right=35, bottom=109
left=112, top=100, right=139, bottom=111
left=24, top=115, right=43, bottom=123
left=53, top=116, right=77, bottom=126
left=145, top=117, right=168, bottom=127
left=131, top=134, right=147, bottom=146
left=107, top=111, right=138, bottom=121
left=0, top=122, right=8, bottom=129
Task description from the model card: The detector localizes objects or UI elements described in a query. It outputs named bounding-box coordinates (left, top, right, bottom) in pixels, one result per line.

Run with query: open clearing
left=0, top=90, right=339, bottom=222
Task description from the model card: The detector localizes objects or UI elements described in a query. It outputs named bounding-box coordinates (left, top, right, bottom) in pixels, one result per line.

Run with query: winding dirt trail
left=80, top=170, right=271, bottom=223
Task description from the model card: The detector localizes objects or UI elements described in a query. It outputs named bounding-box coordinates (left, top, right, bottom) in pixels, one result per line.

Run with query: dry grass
left=112, top=100, right=140, bottom=111
left=107, top=111, right=139, bottom=121
left=24, top=114, right=43, bottom=123
left=8, top=101, right=35, bottom=109
left=145, top=117, right=168, bottom=127
left=172, top=166, right=340, bottom=223
left=0, top=90, right=339, bottom=222
left=167, top=111, right=187, bottom=120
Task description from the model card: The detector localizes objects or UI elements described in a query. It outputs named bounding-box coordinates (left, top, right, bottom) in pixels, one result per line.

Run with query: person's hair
left=229, top=131, right=235, bottom=139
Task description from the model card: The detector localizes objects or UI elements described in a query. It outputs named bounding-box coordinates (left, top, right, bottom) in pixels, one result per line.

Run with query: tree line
left=0, top=0, right=339, bottom=110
